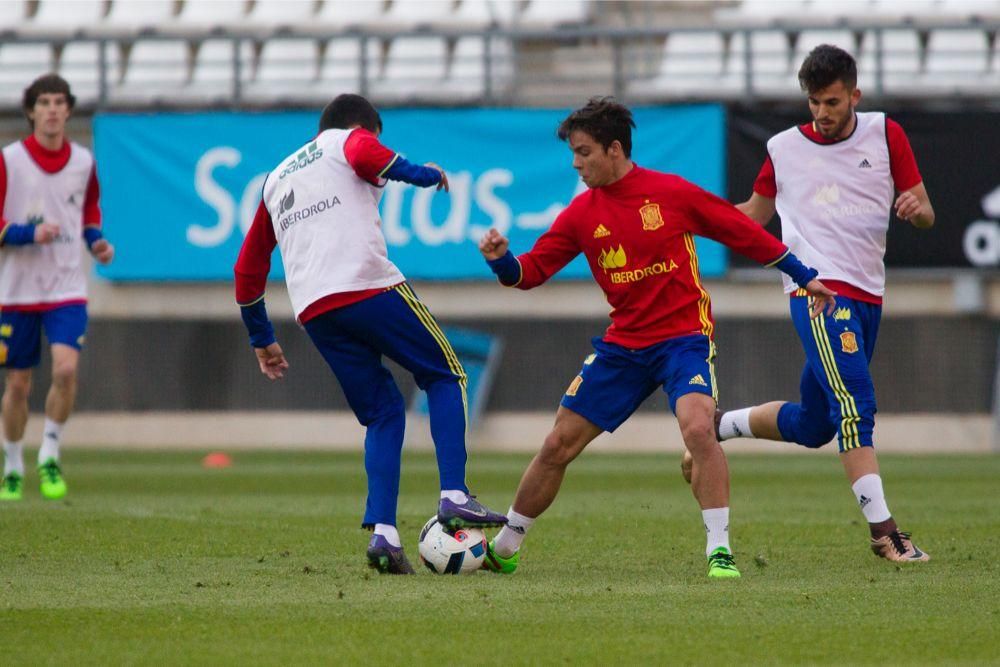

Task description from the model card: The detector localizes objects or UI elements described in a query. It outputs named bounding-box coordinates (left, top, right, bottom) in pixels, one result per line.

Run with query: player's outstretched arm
left=895, top=182, right=934, bottom=229
left=0, top=221, right=59, bottom=247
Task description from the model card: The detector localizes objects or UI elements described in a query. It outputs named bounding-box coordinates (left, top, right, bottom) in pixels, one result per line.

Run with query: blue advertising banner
left=93, top=106, right=726, bottom=280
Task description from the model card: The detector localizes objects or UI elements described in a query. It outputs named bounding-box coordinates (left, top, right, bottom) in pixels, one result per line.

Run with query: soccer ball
left=417, top=516, right=487, bottom=575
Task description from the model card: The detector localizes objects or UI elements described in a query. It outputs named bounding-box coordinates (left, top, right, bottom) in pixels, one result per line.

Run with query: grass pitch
left=1, top=450, right=998, bottom=665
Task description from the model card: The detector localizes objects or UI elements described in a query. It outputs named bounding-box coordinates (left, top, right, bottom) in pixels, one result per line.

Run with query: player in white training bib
left=0, top=75, right=115, bottom=502
left=685, top=45, right=934, bottom=563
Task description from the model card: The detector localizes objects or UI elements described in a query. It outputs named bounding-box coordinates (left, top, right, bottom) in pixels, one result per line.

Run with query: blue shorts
left=560, top=334, right=717, bottom=432
left=779, top=295, right=880, bottom=452
left=0, top=305, right=88, bottom=369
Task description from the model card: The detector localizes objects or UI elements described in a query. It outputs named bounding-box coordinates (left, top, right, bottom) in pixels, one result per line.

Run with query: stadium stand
left=111, top=39, right=190, bottom=104
left=243, top=37, right=320, bottom=103
left=103, top=0, right=175, bottom=36
left=27, top=0, right=106, bottom=36
left=320, top=37, right=384, bottom=97
left=314, top=0, right=387, bottom=31
left=0, top=42, right=53, bottom=105
left=370, top=35, right=450, bottom=102
left=183, top=38, right=255, bottom=104
left=59, top=41, right=122, bottom=106
left=0, top=0, right=998, bottom=106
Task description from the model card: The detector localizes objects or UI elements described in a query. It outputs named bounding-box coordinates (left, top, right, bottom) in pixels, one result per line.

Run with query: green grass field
left=1, top=450, right=998, bottom=665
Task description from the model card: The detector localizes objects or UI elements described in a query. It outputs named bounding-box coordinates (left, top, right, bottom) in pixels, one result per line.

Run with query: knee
left=355, top=384, right=405, bottom=428
left=3, top=373, right=31, bottom=402
left=797, top=420, right=837, bottom=448
left=680, top=416, right=716, bottom=454
left=51, top=362, right=78, bottom=391
left=538, top=429, right=579, bottom=469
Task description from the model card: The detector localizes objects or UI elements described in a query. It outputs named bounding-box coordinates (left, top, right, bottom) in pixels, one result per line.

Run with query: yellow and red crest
left=840, top=332, right=858, bottom=354
left=639, top=201, right=664, bottom=231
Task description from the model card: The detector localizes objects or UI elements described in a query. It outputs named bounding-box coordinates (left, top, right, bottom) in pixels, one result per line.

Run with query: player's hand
left=425, top=162, right=449, bottom=192
left=33, top=223, right=60, bottom=244
left=255, top=342, right=289, bottom=381
left=90, top=239, right=115, bottom=265
left=805, top=279, right=837, bottom=319
left=894, top=191, right=926, bottom=223
left=479, top=228, right=510, bottom=260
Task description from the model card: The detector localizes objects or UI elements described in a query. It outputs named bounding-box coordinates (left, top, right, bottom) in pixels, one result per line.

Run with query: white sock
left=702, top=507, right=731, bottom=556
left=374, top=523, right=401, bottom=547
left=440, top=489, right=469, bottom=504
left=493, top=507, right=535, bottom=557
left=851, top=474, right=892, bottom=523
left=718, top=408, right=754, bottom=440
left=38, top=418, right=64, bottom=464
left=3, top=440, right=24, bottom=476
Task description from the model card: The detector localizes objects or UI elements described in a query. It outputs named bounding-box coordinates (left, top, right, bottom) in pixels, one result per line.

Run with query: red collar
left=23, top=134, right=72, bottom=173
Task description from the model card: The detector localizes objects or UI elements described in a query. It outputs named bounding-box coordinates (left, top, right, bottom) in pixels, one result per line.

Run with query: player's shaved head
left=22, top=74, right=75, bottom=128
left=799, top=44, right=858, bottom=94
left=319, top=94, right=382, bottom=134
left=558, top=97, right=636, bottom=158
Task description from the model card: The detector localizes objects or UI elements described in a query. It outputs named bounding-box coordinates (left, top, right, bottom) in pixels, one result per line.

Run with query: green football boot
left=482, top=539, right=519, bottom=574
left=0, top=472, right=24, bottom=501
left=707, top=547, right=741, bottom=579
left=38, top=459, right=67, bottom=500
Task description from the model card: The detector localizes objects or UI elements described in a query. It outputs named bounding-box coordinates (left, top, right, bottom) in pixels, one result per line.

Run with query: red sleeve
left=82, top=164, right=101, bottom=227
left=234, top=200, right=277, bottom=305
left=343, top=128, right=397, bottom=186
left=675, top=178, right=788, bottom=265
left=886, top=118, right=922, bottom=192
left=752, top=155, right=777, bottom=198
left=513, top=207, right=581, bottom=289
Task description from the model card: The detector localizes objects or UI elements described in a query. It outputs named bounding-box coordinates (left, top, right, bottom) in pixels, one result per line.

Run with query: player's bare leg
left=37, top=344, right=78, bottom=499
left=512, top=406, right=602, bottom=517
left=675, top=392, right=740, bottom=578
left=484, top=407, right=602, bottom=573
left=1, top=369, right=32, bottom=500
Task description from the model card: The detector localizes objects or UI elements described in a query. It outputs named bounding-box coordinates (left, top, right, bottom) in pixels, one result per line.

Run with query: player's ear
left=850, top=86, right=862, bottom=107
left=608, top=139, right=623, bottom=158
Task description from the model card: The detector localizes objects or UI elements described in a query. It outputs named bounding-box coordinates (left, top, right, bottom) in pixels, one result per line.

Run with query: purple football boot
left=366, top=534, right=415, bottom=575
left=437, top=495, right=508, bottom=530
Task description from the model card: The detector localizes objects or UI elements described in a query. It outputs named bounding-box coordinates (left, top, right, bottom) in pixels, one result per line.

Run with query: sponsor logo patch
left=840, top=331, right=859, bottom=354
left=598, top=245, right=627, bottom=271
left=639, top=200, right=664, bottom=231
left=593, top=224, right=611, bottom=238
left=833, top=307, right=851, bottom=321
left=688, top=374, right=708, bottom=387
left=565, top=375, right=583, bottom=396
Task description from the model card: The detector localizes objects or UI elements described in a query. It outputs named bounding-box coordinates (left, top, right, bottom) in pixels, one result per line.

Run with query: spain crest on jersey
left=840, top=331, right=858, bottom=354
left=639, top=201, right=664, bottom=231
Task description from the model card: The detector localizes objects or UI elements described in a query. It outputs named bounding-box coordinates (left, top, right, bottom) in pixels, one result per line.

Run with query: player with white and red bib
left=703, top=45, right=935, bottom=562
left=234, top=94, right=506, bottom=574
left=0, top=75, right=114, bottom=502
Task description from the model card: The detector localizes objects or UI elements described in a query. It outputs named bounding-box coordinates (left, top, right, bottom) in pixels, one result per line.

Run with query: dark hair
left=22, top=74, right=76, bottom=126
left=557, top=96, right=636, bottom=158
left=798, top=44, right=857, bottom=93
left=318, top=93, right=382, bottom=134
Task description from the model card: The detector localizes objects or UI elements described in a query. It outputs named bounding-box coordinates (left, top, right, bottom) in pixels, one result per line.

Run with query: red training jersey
left=509, top=165, right=790, bottom=348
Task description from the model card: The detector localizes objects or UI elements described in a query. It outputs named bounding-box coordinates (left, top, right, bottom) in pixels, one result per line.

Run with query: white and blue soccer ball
left=417, top=516, right=487, bottom=575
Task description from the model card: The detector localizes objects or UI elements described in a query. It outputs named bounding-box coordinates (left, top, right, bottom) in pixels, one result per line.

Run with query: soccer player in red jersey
left=0, top=75, right=114, bottom=502
left=704, top=46, right=934, bottom=562
left=478, top=97, right=836, bottom=578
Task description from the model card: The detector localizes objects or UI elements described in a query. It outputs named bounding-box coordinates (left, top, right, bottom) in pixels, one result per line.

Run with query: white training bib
left=0, top=140, right=93, bottom=306
left=768, top=112, right=894, bottom=296
left=262, top=129, right=405, bottom=319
